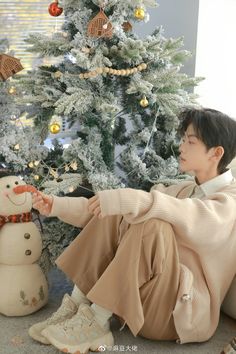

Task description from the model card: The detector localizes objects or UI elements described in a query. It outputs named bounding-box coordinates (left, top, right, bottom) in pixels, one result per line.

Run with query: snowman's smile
left=7, top=194, right=27, bottom=206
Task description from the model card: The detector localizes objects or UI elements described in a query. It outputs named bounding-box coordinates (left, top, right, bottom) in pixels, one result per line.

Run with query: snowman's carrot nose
left=13, top=185, right=39, bottom=194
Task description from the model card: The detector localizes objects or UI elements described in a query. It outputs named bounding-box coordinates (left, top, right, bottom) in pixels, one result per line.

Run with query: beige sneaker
left=28, top=294, right=78, bottom=344
left=42, top=303, right=114, bottom=354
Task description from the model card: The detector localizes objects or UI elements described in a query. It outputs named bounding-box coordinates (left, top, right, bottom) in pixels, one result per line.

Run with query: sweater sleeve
left=98, top=187, right=236, bottom=247
left=50, top=195, right=93, bottom=228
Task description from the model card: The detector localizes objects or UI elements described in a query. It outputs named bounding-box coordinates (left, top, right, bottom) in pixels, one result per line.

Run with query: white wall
left=134, top=0, right=199, bottom=76
left=195, top=0, right=236, bottom=118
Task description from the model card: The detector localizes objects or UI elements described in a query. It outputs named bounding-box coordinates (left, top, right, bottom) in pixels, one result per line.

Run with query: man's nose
left=179, top=142, right=184, bottom=153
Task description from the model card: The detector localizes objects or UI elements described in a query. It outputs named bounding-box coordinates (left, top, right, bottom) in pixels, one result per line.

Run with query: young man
left=29, top=108, right=236, bottom=354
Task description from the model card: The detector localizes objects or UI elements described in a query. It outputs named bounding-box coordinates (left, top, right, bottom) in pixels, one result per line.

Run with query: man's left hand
left=87, top=195, right=102, bottom=218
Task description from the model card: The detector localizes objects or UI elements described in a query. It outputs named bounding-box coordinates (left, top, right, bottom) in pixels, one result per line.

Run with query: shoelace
left=62, top=310, right=92, bottom=330
left=46, top=304, right=74, bottom=324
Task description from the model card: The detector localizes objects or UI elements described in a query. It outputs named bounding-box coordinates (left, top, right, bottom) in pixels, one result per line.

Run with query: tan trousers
left=56, top=215, right=180, bottom=341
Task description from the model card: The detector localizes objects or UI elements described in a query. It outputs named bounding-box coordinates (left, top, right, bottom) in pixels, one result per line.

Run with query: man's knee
left=142, top=218, right=174, bottom=239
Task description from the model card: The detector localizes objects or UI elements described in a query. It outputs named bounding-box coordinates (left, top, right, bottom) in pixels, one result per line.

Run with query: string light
left=27, top=159, right=79, bottom=186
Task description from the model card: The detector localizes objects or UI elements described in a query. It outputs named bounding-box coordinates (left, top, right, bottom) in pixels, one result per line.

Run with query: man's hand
left=32, top=192, right=53, bottom=216
left=87, top=195, right=102, bottom=218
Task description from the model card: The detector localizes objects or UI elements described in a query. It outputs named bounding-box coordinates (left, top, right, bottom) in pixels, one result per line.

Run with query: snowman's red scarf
left=0, top=212, right=32, bottom=228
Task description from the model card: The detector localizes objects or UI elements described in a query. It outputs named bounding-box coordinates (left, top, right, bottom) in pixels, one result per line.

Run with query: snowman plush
left=0, top=175, right=48, bottom=316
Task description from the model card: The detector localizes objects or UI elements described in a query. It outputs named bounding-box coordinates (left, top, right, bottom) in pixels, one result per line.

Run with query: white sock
left=91, top=303, right=112, bottom=327
left=70, top=285, right=90, bottom=307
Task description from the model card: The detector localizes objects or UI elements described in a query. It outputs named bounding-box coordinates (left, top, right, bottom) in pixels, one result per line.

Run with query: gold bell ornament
left=139, top=96, right=149, bottom=108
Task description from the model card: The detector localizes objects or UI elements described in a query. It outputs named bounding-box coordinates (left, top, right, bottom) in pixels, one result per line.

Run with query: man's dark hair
left=178, top=107, right=236, bottom=173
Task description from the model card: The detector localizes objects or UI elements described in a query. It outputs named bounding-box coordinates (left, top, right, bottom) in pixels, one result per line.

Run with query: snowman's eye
left=6, top=184, right=10, bottom=188
left=15, top=181, right=19, bottom=185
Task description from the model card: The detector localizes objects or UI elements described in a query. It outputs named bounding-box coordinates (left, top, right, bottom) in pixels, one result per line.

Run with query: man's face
left=179, top=123, right=213, bottom=174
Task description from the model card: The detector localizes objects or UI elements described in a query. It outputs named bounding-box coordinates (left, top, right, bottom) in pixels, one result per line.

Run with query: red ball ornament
left=48, top=1, right=63, bottom=17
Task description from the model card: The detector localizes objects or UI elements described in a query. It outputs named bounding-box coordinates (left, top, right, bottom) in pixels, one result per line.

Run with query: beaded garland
left=78, top=62, right=147, bottom=79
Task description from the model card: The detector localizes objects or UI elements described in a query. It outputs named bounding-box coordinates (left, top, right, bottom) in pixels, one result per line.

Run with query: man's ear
left=211, top=146, right=224, bottom=161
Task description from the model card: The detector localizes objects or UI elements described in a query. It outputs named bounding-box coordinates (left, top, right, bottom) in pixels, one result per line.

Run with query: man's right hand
left=32, top=192, right=53, bottom=216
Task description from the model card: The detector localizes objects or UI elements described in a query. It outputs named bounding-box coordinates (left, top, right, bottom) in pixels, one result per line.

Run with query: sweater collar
left=195, top=169, right=234, bottom=197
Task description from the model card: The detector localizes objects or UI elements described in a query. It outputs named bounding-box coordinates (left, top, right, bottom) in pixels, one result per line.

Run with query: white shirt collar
left=197, top=169, right=234, bottom=197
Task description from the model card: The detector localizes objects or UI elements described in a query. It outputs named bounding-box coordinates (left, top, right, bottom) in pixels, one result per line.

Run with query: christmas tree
left=17, top=0, right=201, bottom=191
left=0, top=38, right=47, bottom=173
left=15, top=0, right=201, bottom=270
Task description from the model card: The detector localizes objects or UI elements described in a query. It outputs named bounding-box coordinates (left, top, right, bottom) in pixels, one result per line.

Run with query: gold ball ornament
left=70, top=161, right=78, bottom=170
left=49, top=122, right=61, bottom=134
left=9, top=86, right=16, bottom=94
left=134, top=8, right=145, bottom=20
left=14, top=144, right=20, bottom=150
left=140, top=97, right=149, bottom=108
left=34, top=175, right=40, bottom=181
left=81, top=47, right=91, bottom=54
left=28, top=162, right=34, bottom=168
left=54, top=71, right=62, bottom=78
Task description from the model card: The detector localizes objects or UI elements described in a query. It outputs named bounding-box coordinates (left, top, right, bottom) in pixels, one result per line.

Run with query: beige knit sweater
left=51, top=179, right=236, bottom=344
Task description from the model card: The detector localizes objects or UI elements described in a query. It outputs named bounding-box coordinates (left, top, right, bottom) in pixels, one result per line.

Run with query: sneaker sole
left=28, top=327, right=51, bottom=345
left=45, top=331, right=114, bottom=354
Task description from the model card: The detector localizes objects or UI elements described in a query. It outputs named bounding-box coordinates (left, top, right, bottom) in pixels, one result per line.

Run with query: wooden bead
left=90, top=71, right=98, bottom=77
left=141, top=63, right=147, bottom=70
left=96, top=68, right=103, bottom=74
